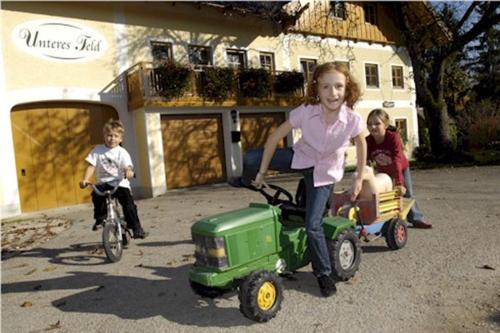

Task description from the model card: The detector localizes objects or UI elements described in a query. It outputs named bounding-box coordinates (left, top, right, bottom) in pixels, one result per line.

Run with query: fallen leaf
left=166, top=260, right=177, bottom=266
left=21, top=301, right=33, bottom=307
left=476, top=265, right=495, bottom=270
left=45, top=320, right=61, bottom=331
left=25, top=268, right=37, bottom=276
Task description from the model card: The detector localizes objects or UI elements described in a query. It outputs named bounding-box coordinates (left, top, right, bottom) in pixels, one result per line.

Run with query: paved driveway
left=2, top=166, right=500, bottom=333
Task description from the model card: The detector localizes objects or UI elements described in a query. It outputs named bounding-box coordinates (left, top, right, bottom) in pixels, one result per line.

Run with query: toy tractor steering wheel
left=259, top=184, right=294, bottom=206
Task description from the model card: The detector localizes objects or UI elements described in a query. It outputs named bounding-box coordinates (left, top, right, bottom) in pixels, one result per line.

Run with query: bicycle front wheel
left=102, top=221, right=123, bottom=262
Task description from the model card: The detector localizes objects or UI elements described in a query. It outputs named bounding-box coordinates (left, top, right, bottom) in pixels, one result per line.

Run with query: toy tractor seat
left=277, top=178, right=330, bottom=227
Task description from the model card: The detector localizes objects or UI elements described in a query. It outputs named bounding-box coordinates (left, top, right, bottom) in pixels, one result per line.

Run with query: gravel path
left=2, top=166, right=499, bottom=333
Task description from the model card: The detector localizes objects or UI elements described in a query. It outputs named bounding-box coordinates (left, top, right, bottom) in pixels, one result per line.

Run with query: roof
left=198, top=1, right=307, bottom=28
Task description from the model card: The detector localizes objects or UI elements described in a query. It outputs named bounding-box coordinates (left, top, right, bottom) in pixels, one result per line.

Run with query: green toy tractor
left=189, top=181, right=362, bottom=322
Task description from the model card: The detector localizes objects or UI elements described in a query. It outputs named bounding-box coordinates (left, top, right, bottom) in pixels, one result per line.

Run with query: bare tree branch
left=456, top=2, right=479, bottom=31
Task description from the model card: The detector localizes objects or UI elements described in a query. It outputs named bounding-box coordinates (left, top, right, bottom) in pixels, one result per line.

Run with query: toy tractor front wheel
left=328, top=229, right=362, bottom=281
left=238, top=270, right=283, bottom=322
left=385, top=218, right=408, bottom=250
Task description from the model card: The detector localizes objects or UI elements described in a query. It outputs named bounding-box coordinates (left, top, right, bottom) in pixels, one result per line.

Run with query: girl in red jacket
left=366, top=108, right=432, bottom=229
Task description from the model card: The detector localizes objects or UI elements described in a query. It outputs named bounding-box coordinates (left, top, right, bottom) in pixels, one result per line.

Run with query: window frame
left=150, top=40, right=174, bottom=64
left=300, top=58, right=318, bottom=85
left=364, top=62, right=380, bottom=89
left=188, top=44, right=213, bottom=67
left=363, top=3, right=378, bottom=25
left=259, top=52, right=275, bottom=72
left=395, top=118, right=409, bottom=144
left=329, top=1, right=347, bottom=20
left=391, top=65, right=405, bottom=89
left=226, top=49, right=247, bottom=70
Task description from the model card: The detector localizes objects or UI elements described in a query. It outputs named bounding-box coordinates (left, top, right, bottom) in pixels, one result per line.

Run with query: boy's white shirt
left=85, top=144, right=133, bottom=189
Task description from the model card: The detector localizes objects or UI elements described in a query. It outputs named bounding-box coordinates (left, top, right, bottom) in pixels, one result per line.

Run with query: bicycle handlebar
left=80, top=178, right=124, bottom=197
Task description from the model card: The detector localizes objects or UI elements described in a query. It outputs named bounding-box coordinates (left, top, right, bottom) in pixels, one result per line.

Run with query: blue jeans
left=402, top=167, right=425, bottom=223
left=241, top=148, right=333, bottom=277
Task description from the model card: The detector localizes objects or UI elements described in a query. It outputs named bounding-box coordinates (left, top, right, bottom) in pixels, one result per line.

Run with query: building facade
left=1, top=1, right=420, bottom=218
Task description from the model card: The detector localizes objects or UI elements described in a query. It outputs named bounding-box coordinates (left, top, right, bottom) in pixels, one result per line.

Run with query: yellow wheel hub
left=338, top=206, right=358, bottom=222
left=257, top=282, right=276, bottom=311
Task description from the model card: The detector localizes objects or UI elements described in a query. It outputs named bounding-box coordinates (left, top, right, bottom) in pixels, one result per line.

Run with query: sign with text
left=12, top=20, right=108, bottom=62
left=382, top=101, right=395, bottom=108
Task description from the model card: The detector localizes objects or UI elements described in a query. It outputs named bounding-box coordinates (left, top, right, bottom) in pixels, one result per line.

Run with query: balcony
left=126, top=62, right=306, bottom=111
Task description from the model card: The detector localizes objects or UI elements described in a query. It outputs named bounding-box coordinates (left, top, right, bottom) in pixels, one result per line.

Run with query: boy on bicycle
left=79, top=119, right=147, bottom=239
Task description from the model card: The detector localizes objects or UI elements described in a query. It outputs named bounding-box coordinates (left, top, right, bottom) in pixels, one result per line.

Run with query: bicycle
left=82, top=181, right=131, bottom=262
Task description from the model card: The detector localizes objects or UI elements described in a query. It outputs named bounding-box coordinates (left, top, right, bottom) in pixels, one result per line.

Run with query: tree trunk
left=422, top=99, right=454, bottom=158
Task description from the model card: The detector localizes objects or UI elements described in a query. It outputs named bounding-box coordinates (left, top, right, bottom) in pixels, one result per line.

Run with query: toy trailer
left=332, top=189, right=415, bottom=250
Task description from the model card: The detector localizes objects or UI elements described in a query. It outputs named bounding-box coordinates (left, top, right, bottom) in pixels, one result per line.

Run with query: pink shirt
left=289, top=103, right=366, bottom=187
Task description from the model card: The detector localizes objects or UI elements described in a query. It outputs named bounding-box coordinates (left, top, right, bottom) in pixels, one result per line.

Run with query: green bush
left=457, top=99, right=500, bottom=150
left=153, top=62, right=192, bottom=100
left=238, top=68, right=272, bottom=98
left=273, top=71, right=304, bottom=94
left=200, top=67, right=234, bottom=102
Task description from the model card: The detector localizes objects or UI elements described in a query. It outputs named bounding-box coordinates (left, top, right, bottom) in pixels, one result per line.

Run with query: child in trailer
left=366, top=108, right=432, bottom=229
left=80, top=119, right=148, bottom=239
left=229, top=62, right=367, bottom=297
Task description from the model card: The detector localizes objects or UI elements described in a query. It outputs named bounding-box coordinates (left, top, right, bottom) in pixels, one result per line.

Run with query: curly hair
left=103, top=119, right=125, bottom=136
left=304, top=62, right=361, bottom=109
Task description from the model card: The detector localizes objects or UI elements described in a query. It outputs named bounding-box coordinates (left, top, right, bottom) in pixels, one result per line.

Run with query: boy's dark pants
left=92, top=185, right=142, bottom=232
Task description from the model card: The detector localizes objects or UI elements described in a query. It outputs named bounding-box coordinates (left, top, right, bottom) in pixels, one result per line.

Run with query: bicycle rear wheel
left=102, top=221, right=123, bottom=262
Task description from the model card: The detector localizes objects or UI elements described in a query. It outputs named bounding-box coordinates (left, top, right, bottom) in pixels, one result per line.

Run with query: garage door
left=11, top=102, right=118, bottom=212
left=161, top=114, right=226, bottom=189
left=240, top=112, right=287, bottom=152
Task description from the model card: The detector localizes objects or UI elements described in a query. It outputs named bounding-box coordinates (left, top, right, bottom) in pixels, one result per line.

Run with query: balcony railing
left=126, top=62, right=306, bottom=110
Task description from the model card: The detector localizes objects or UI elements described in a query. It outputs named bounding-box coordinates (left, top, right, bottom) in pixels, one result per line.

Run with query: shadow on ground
left=2, top=264, right=256, bottom=327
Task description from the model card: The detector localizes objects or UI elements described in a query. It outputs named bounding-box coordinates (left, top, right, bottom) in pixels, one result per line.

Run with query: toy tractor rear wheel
left=189, top=280, right=225, bottom=298
left=328, top=229, right=362, bottom=281
left=385, top=218, right=408, bottom=250
left=238, top=270, right=283, bottom=322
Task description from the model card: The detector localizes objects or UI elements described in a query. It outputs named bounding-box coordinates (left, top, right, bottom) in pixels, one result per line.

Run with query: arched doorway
left=11, top=102, right=118, bottom=212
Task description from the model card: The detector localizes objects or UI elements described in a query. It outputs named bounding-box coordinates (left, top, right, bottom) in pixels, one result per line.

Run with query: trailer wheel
left=328, top=229, right=362, bottom=281
left=385, top=218, right=408, bottom=250
left=238, top=270, right=283, bottom=322
left=189, top=280, right=225, bottom=298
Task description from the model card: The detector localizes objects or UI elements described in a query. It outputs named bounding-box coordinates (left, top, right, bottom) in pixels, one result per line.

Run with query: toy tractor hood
left=191, top=203, right=277, bottom=236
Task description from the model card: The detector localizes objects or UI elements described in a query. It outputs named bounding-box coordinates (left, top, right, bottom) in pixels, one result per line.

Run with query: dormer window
left=329, top=1, right=346, bottom=20
left=363, top=3, right=377, bottom=25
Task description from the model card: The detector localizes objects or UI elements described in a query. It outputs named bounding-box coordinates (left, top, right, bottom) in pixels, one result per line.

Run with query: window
left=151, top=41, right=173, bottom=64
left=392, top=65, right=404, bottom=89
left=259, top=52, right=275, bottom=72
left=335, top=61, right=350, bottom=70
left=363, top=3, right=377, bottom=25
left=188, top=45, right=212, bottom=67
left=365, top=63, right=379, bottom=88
left=329, top=1, right=346, bottom=20
left=227, top=49, right=247, bottom=70
left=300, top=58, right=317, bottom=84
left=395, top=118, right=408, bottom=143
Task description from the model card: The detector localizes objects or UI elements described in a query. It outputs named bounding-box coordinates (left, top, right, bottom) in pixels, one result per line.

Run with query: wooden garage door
left=240, top=112, right=287, bottom=153
left=161, top=114, right=226, bottom=189
left=11, top=102, right=118, bottom=212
